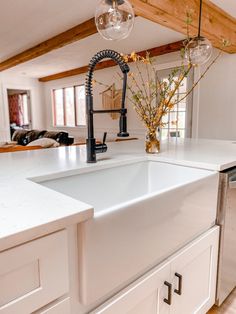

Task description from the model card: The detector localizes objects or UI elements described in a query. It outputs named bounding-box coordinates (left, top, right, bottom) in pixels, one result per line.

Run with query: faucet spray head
left=117, top=108, right=129, bottom=137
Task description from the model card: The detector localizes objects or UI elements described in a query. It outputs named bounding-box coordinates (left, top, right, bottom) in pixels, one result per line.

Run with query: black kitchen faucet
left=85, top=49, right=130, bottom=163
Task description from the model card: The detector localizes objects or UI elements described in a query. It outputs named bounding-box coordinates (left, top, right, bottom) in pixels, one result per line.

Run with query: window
left=21, top=94, right=29, bottom=125
left=75, top=86, right=86, bottom=126
left=52, top=85, right=86, bottom=127
left=8, top=91, right=30, bottom=127
left=157, top=67, right=193, bottom=140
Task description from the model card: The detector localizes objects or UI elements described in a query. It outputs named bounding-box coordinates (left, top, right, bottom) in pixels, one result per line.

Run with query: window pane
left=179, top=78, right=187, bottom=93
left=170, top=112, right=177, bottom=127
left=75, top=86, right=86, bottom=126
left=162, top=129, right=168, bottom=140
left=54, top=89, right=64, bottom=126
left=162, top=112, right=169, bottom=125
left=178, top=102, right=186, bottom=111
left=170, top=104, right=178, bottom=112
left=166, top=76, right=177, bottom=91
left=65, top=87, right=75, bottom=127
left=22, top=94, right=29, bottom=125
left=178, top=112, right=186, bottom=129
left=169, top=129, right=180, bottom=138
left=171, top=94, right=179, bottom=103
left=158, top=66, right=192, bottom=141
left=179, top=129, right=185, bottom=138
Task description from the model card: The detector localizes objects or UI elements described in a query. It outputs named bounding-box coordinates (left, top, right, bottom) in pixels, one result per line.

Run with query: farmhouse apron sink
left=39, top=160, right=219, bottom=305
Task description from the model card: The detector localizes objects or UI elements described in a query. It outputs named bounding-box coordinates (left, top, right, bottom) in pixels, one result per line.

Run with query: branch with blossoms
left=118, top=51, right=193, bottom=132
left=92, top=36, right=229, bottom=134
left=119, top=38, right=228, bottom=132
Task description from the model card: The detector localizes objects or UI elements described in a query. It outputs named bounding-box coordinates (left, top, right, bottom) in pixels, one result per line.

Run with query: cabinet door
left=34, top=298, right=71, bottom=314
left=170, top=226, right=219, bottom=314
left=0, top=230, right=69, bottom=314
left=91, top=261, right=171, bottom=314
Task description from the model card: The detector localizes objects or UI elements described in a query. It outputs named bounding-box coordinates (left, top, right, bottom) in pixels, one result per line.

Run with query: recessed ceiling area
left=1, top=0, right=235, bottom=79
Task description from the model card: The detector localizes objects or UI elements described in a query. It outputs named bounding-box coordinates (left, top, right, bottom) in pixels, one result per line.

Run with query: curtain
left=8, top=94, right=25, bottom=126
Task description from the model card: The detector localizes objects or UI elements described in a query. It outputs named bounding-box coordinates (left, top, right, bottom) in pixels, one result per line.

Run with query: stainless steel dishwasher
left=216, top=167, right=236, bottom=306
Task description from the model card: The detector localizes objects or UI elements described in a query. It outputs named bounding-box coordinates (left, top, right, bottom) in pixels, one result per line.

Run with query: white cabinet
left=34, top=298, right=71, bottom=314
left=90, top=260, right=171, bottom=314
left=91, top=227, right=219, bottom=314
left=0, top=230, right=69, bottom=314
left=170, top=227, right=219, bottom=314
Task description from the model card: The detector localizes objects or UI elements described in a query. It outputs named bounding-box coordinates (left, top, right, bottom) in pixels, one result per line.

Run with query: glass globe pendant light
left=185, top=0, right=213, bottom=65
left=95, top=0, right=135, bottom=41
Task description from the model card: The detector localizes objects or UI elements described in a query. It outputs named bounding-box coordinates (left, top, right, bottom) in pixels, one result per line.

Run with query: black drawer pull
left=174, top=273, right=182, bottom=296
left=164, top=281, right=172, bottom=305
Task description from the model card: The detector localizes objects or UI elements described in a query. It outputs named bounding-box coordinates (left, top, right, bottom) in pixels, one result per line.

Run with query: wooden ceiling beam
left=130, top=0, right=236, bottom=53
left=38, top=40, right=184, bottom=82
left=0, top=18, right=97, bottom=71
left=1, top=0, right=234, bottom=73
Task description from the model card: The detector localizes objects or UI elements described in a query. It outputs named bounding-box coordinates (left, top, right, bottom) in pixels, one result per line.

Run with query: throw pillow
left=27, top=138, right=60, bottom=148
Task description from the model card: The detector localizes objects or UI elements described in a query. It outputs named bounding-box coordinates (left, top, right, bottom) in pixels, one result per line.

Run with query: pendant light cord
left=198, top=0, right=203, bottom=37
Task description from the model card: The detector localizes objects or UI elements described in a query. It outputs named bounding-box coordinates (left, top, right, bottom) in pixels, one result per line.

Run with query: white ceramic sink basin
left=39, top=160, right=219, bottom=306
left=40, top=161, right=213, bottom=215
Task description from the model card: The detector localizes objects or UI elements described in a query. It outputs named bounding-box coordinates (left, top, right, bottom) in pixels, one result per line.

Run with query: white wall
left=196, top=51, right=236, bottom=140
left=3, top=48, right=235, bottom=143
left=43, top=65, right=145, bottom=142
left=0, top=73, right=45, bottom=141
left=144, top=49, right=236, bottom=141
left=43, top=52, right=184, bottom=142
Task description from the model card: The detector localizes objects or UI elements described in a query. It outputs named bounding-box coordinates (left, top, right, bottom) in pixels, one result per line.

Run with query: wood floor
left=208, top=289, right=236, bottom=314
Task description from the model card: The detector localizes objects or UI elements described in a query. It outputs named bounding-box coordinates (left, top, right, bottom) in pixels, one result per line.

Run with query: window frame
left=21, top=93, right=30, bottom=125
left=52, top=84, right=86, bottom=127
left=156, top=65, right=194, bottom=140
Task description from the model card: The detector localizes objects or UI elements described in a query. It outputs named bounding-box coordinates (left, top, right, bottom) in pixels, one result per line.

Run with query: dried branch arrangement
left=121, top=49, right=222, bottom=137
left=92, top=10, right=230, bottom=153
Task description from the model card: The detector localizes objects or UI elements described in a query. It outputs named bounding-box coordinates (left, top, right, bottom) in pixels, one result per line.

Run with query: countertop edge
left=0, top=207, right=93, bottom=252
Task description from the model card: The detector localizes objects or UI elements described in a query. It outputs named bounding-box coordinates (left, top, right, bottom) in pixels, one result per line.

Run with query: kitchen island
left=0, top=138, right=236, bottom=314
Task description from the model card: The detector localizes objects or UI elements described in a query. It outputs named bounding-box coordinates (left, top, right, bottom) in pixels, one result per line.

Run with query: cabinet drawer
left=0, top=230, right=69, bottom=314
left=35, top=298, right=71, bottom=314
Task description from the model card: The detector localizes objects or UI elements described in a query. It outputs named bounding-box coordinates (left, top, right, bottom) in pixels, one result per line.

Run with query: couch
left=12, top=129, right=74, bottom=146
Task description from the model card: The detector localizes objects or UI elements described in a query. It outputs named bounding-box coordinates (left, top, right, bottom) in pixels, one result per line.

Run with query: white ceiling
left=4, top=17, right=185, bottom=78
left=1, top=0, right=235, bottom=79
left=0, top=0, right=97, bottom=60
left=210, top=0, right=236, bottom=18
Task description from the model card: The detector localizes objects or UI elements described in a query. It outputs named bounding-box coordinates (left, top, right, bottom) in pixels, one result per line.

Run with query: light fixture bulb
left=185, top=36, right=213, bottom=66
left=95, top=0, right=134, bottom=41
left=108, top=8, right=122, bottom=30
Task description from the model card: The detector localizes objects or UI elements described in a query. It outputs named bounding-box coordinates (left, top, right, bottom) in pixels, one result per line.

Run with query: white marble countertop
left=1, top=137, right=236, bottom=251
left=136, top=138, right=236, bottom=171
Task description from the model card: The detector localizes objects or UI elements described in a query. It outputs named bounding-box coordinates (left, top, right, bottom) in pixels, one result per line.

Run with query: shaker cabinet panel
left=91, top=260, right=171, bottom=314
left=91, top=227, right=219, bottom=314
left=0, top=230, right=69, bottom=314
left=170, top=226, right=219, bottom=314
left=34, top=298, right=71, bottom=314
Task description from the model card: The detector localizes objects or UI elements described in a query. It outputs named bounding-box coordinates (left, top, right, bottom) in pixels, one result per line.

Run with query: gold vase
left=145, top=129, right=160, bottom=154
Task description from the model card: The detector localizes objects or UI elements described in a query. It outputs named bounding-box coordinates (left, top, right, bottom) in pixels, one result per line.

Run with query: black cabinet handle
left=164, top=281, right=172, bottom=305
left=174, top=273, right=182, bottom=296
